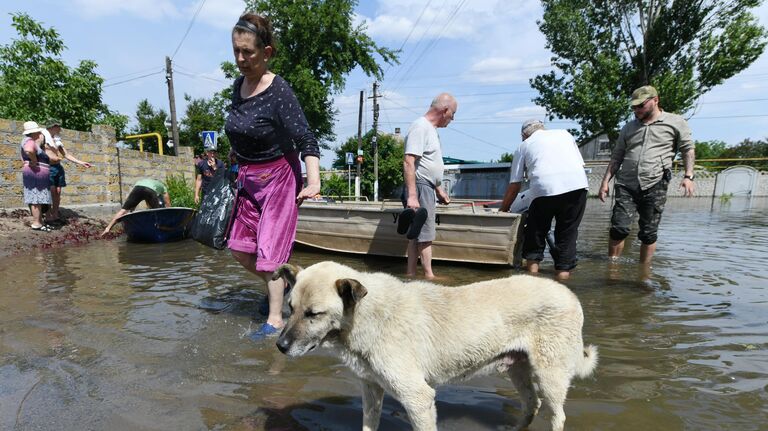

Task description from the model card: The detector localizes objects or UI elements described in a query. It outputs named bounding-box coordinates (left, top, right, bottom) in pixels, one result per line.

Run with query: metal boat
left=296, top=200, right=525, bottom=266
left=119, top=207, right=196, bottom=243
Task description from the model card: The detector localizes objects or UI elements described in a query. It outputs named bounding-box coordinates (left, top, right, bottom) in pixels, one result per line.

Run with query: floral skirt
left=22, top=164, right=52, bottom=205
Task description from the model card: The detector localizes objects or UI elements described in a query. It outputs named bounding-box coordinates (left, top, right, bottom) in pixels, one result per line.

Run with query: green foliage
left=100, top=109, right=130, bottom=138
left=165, top=174, right=197, bottom=208
left=695, top=140, right=728, bottom=159
left=721, top=138, right=768, bottom=159
left=320, top=173, right=350, bottom=199
left=531, top=0, right=768, bottom=144
left=242, top=0, right=398, bottom=145
left=179, top=93, right=230, bottom=157
left=127, top=99, right=168, bottom=153
left=497, top=152, right=514, bottom=163
left=331, top=131, right=403, bottom=199
left=0, top=13, right=123, bottom=133
left=721, top=138, right=768, bottom=170
left=693, top=138, right=768, bottom=170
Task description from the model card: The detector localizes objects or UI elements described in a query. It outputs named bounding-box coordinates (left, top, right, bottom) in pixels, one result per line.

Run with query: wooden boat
left=119, top=207, right=196, bottom=243
left=296, top=199, right=526, bottom=266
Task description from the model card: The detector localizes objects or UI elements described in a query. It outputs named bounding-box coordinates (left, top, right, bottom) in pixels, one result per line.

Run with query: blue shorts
left=49, top=164, right=66, bottom=187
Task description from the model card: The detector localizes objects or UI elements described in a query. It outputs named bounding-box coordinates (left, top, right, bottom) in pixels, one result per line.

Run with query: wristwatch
left=683, top=174, right=695, bottom=181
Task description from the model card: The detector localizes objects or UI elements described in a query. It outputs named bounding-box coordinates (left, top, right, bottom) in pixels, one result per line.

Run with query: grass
left=719, top=193, right=734, bottom=204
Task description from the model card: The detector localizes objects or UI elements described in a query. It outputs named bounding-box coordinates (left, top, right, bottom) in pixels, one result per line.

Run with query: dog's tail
left=575, top=344, right=598, bottom=378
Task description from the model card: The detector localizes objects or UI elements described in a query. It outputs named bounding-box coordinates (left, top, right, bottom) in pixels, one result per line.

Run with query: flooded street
left=1, top=197, right=767, bottom=430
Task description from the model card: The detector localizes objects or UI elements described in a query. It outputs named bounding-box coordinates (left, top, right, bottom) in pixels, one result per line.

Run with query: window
left=597, top=139, right=611, bottom=155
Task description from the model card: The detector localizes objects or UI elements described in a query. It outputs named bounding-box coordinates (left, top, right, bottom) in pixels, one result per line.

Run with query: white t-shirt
left=42, top=129, right=63, bottom=148
left=404, top=116, right=444, bottom=186
left=509, top=129, right=588, bottom=201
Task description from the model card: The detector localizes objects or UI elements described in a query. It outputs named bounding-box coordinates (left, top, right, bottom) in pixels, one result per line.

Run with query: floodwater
left=1, top=197, right=767, bottom=430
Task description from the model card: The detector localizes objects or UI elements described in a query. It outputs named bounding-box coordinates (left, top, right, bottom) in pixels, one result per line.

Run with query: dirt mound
left=0, top=210, right=120, bottom=258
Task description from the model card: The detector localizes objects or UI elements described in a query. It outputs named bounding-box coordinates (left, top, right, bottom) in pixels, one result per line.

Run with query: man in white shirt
left=402, top=93, right=456, bottom=279
left=43, top=119, right=92, bottom=223
left=500, top=119, right=588, bottom=279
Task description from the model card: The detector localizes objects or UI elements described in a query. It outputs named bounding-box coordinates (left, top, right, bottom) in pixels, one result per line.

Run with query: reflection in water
left=0, top=198, right=767, bottom=430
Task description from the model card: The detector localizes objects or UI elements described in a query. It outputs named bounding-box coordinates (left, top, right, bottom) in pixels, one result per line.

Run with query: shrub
left=165, top=174, right=197, bottom=208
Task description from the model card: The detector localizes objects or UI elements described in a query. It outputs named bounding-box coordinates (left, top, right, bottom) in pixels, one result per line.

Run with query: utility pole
left=355, top=90, right=364, bottom=201
left=371, top=82, right=380, bottom=202
left=165, top=56, right=180, bottom=156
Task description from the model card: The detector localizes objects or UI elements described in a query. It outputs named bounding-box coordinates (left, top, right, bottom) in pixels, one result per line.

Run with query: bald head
left=426, top=93, right=458, bottom=128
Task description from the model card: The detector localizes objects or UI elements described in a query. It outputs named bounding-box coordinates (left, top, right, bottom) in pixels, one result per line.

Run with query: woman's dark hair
left=233, top=13, right=276, bottom=54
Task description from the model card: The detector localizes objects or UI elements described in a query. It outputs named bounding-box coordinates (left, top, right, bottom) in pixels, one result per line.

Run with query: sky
left=2, top=0, right=768, bottom=168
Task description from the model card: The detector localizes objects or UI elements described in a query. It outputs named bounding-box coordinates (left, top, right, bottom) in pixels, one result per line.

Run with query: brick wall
left=0, top=118, right=195, bottom=208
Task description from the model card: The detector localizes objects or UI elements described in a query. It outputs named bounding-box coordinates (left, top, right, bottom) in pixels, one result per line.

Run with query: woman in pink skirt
left=20, top=121, right=52, bottom=232
left=226, top=13, right=321, bottom=339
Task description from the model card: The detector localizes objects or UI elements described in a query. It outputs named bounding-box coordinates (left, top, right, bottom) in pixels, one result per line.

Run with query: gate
left=714, top=166, right=759, bottom=196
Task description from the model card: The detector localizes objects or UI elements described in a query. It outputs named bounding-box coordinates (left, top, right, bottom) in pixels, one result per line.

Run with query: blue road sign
left=202, top=131, right=217, bottom=150
left=346, top=152, right=355, bottom=165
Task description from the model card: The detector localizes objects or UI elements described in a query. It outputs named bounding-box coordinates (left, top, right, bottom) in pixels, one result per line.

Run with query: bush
left=165, top=174, right=197, bottom=208
left=320, top=173, right=349, bottom=200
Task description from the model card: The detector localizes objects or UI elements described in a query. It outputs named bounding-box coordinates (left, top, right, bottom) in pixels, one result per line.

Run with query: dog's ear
left=335, top=278, right=368, bottom=309
left=271, top=264, right=302, bottom=290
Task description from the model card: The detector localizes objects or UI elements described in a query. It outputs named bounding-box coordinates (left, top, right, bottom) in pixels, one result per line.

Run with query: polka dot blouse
left=226, top=75, right=321, bottom=163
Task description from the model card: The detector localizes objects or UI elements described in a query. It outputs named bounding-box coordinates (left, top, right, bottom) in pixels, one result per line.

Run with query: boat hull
left=119, top=207, right=197, bottom=243
left=296, top=202, right=524, bottom=266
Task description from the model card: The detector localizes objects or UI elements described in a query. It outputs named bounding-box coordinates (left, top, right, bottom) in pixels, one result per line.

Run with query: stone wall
left=0, top=118, right=195, bottom=208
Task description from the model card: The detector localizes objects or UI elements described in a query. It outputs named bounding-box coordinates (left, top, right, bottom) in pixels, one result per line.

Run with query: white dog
left=274, top=261, right=597, bottom=431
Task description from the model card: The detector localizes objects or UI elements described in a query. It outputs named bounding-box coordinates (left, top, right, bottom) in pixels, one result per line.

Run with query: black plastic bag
left=190, top=170, right=235, bottom=249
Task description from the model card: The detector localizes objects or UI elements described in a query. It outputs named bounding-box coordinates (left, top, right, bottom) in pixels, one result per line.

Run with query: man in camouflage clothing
left=598, top=86, right=696, bottom=264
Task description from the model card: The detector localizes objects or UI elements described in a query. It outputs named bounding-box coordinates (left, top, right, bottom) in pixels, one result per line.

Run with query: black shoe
left=406, top=208, right=428, bottom=240
left=397, top=208, right=415, bottom=235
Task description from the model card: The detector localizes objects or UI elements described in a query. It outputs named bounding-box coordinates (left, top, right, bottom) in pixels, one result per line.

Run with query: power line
left=690, top=113, right=768, bottom=120
left=175, top=70, right=230, bottom=85
left=383, top=1, right=443, bottom=86
left=171, top=0, right=208, bottom=59
left=104, top=67, right=164, bottom=82
left=382, top=0, right=435, bottom=78
left=103, top=71, right=164, bottom=88
left=388, top=0, right=468, bottom=94
left=383, top=91, right=508, bottom=151
left=445, top=113, right=768, bottom=125
left=444, top=126, right=509, bottom=151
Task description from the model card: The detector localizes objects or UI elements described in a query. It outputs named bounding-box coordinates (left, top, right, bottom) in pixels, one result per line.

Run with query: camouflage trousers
left=609, top=178, right=669, bottom=245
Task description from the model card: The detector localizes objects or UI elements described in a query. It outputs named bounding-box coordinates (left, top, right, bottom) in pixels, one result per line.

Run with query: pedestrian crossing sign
left=202, top=131, right=217, bottom=150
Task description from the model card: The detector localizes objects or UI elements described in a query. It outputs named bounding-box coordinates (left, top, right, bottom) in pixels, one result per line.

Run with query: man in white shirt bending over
left=500, top=119, right=588, bottom=280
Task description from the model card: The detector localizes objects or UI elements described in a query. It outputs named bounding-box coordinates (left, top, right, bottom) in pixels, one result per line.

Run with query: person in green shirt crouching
left=101, top=178, right=171, bottom=237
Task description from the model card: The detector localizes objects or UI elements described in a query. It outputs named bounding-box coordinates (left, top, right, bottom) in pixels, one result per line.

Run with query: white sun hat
left=22, top=121, right=44, bottom=135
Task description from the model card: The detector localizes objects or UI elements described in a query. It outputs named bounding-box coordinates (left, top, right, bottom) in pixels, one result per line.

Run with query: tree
left=127, top=99, right=168, bottom=154
left=693, top=138, right=768, bottom=170
left=320, top=173, right=349, bottom=199
left=179, top=93, right=230, bottom=157
left=242, top=0, right=398, bottom=145
left=694, top=140, right=728, bottom=159
left=0, top=13, right=127, bottom=134
left=531, top=0, right=767, bottom=144
left=497, top=152, right=514, bottom=163
left=331, top=131, right=403, bottom=200
left=721, top=138, right=768, bottom=170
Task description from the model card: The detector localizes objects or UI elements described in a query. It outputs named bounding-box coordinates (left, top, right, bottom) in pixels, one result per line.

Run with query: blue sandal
left=249, top=322, right=281, bottom=341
